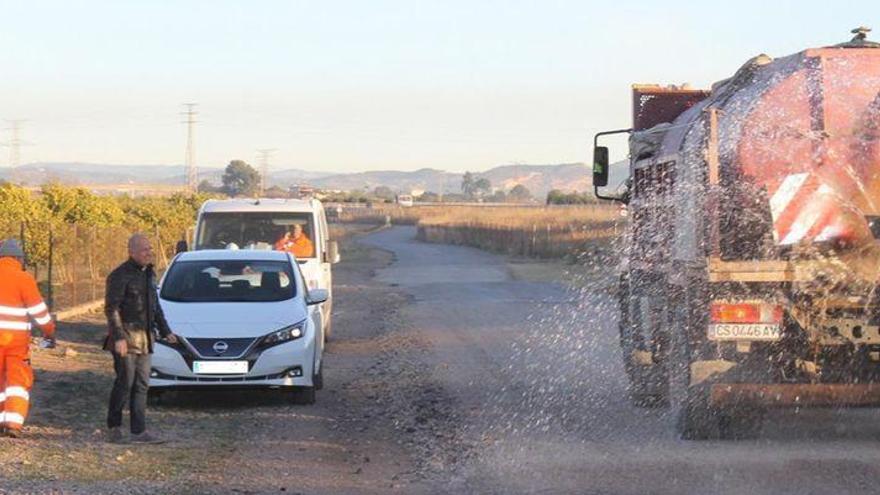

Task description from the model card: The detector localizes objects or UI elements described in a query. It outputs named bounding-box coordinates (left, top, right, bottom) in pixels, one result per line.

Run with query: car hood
left=160, top=299, right=308, bottom=338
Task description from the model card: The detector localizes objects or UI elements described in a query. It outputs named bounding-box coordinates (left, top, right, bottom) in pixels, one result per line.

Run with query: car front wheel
left=289, top=386, right=316, bottom=405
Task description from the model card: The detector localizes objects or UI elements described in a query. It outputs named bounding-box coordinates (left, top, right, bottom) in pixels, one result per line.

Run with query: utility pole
left=3, top=120, right=29, bottom=167
left=181, top=103, right=198, bottom=192
left=257, top=148, right=276, bottom=196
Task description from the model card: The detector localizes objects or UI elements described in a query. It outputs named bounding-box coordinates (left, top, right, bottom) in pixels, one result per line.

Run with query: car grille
left=185, top=337, right=257, bottom=358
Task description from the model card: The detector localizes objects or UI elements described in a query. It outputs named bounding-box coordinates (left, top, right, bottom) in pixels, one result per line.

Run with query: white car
left=149, top=249, right=326, bottom=404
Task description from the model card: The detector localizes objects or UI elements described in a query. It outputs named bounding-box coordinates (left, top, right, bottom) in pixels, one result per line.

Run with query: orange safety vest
left=0, top=257, right=55, bottom=347
left=275, top=235, right=314, bottom=258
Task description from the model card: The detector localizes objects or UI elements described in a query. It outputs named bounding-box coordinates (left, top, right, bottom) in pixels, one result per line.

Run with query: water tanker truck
left=593, top=28, right=880, bottom=439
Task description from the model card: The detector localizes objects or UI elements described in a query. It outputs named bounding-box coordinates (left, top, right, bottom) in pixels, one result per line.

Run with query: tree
left=508, top=184, right=532, bottom=202
left=264, top=185, right=290, bottom=199
left=473, top=178, right=491, bottom=198
left=198, top=179, right=221, bottom=194
left=417, top=191, right=441, bottom=202
left=222, top=160, right=260, bottom=197
left=488, top=190, right=507, bottom=203
left=461, top=172, right=476, bottom=197
left=372, top=186, right=395, bottom=200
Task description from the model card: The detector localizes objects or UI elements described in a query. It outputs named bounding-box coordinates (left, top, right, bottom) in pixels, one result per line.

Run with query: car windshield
left=196, top=212, right=316, bottom=258
left=160, top=260, right=296, bottom=303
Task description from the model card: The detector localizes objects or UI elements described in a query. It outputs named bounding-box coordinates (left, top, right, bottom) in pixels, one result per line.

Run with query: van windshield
left=196, top=212, right=316, bottom=258
left=161, top=260, right=296, bottom=303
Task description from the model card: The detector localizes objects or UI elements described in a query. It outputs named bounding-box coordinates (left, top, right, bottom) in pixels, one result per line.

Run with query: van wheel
left=324, top=312, right=333, bottom=341
left=290, top=387, right=316, bottom=405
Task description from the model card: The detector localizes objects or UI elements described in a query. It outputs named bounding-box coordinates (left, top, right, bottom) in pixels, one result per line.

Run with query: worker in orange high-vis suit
left=0, top=239, right=56, bottom=439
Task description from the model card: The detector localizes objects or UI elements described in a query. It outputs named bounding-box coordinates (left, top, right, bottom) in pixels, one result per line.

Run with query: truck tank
left=649, top=32, right=880, bottom=285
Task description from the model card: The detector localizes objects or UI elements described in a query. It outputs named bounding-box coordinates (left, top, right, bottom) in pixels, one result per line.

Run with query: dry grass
left=336, top=203, right=624, bottom=259
left=336, top=203, right=619, bottom=228
left=413, top=205, right=624, bottom=259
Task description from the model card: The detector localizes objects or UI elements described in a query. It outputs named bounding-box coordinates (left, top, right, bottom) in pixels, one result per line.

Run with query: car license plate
left=708, top=324, right=781, bottom=341
left=192, top=361, right=249, bottom=374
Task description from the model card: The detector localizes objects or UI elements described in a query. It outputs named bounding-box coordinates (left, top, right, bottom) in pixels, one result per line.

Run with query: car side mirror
left=175, top=240, right=188, bottom=254
left=306, top=288, right=329, bottom=306
left=593, top=146, right=609, bottom=187
left=326, top=241, right=341, bottom=264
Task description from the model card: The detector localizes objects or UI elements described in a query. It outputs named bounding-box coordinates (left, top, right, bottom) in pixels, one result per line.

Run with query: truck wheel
left=718, top=403, right=765, bottom=439
left=677, top=387, right=721, bottom=440
left=667, top=283, right=721, bottom=440
left=619, top=272, right=670, bottom=407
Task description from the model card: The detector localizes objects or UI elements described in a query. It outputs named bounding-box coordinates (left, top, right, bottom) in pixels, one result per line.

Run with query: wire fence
left=0, top=221, right=181, bottom=313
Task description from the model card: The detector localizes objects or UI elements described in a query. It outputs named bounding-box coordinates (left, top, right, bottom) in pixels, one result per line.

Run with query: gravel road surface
left=360, top=226, right=880, bottom=495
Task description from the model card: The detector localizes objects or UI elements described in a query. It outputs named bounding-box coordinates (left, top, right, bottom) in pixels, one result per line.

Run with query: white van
left=189, top=198, right=340, bottom=338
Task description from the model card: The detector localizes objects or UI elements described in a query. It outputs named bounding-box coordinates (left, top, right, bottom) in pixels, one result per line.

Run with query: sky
left=0, top=0, right=877, bottom=173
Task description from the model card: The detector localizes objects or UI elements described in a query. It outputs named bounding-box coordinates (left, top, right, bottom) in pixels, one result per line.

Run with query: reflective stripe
left=769, top=172, right=809, bottom=221
left=0, top=393, right=5, bottom=403
left=26, top=302, right=48, bottom=315
left=779, top=185, right=835, bottom=246
left=5, top=386, right=29, bottom=401
left=0, top=306, right=28, bottom=317
left=34, top=313, right=52, bottom=326
left=0, top=412, right=25, bottom=425
left=0, top=321, right=31, bottom=331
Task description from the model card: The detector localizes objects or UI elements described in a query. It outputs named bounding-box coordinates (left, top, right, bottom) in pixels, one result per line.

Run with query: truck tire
left=618, top=272, right=670, bottom=407
left=677, top=386, right=721, bottom=440
left=667, top=282, right=722, bottom=440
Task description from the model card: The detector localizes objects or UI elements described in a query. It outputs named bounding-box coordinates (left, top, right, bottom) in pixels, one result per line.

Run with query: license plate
left=708, top=323, right=781, bottom=341
left=192, top=361, right=249, bottom=374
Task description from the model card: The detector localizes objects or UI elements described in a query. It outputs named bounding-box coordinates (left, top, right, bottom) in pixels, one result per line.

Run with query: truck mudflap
left=710, top=383, right=880, bottom=408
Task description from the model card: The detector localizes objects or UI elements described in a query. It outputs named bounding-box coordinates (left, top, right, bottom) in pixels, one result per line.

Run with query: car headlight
left=261, top=321, right=306, bottom=347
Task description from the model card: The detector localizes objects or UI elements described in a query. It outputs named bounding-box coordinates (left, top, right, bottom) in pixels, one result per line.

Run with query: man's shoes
left=4, top=428, right=22, bottom=439
left=129, top=431, right=165, bottom=445
left=106, top=427, right=125, bottom=444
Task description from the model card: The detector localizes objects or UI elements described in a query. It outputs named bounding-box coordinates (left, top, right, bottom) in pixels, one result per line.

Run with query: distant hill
left=309, top=168, right=461, bottom=194
left=0, top=162, right=332, bottom=189
left=478, top=163, right=591, bottom=197
left=0, top=161, right=592, bottom=197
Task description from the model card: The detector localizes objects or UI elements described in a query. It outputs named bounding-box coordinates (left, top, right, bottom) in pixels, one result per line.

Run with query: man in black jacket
left=104, top=233, right=178, bottom=444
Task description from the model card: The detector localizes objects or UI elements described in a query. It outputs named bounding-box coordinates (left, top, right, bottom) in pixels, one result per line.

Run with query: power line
left=2, top=120, right=30, bottom=167
left=257, top=148, right=276, bottom=196
left=181, top=103, right=199, bottom=192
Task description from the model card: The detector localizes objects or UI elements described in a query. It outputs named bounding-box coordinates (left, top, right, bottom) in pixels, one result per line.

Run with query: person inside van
left=274, top=223, right=314, bottom=258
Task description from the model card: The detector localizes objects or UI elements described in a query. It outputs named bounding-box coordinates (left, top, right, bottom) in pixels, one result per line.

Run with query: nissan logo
left=213, top=341, right=229, bottom=354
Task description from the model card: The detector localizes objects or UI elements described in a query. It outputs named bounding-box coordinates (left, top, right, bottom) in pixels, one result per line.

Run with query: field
left=334, top=203, right=624, bottom=259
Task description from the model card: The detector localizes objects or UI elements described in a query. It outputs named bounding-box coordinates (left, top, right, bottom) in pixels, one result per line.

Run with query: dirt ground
left=0, top=226, right=456, bottom=494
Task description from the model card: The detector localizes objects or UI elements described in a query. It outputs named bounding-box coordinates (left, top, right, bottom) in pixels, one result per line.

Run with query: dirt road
left=362, top=226, right=880, bottom=494
left=4, top=226, right=880, bottom=494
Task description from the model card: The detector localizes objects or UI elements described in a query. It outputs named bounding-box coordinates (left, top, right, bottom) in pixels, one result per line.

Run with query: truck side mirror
left=593, top=146, right=610, bottom=187
left=175, top=240, right=188, bottom=254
